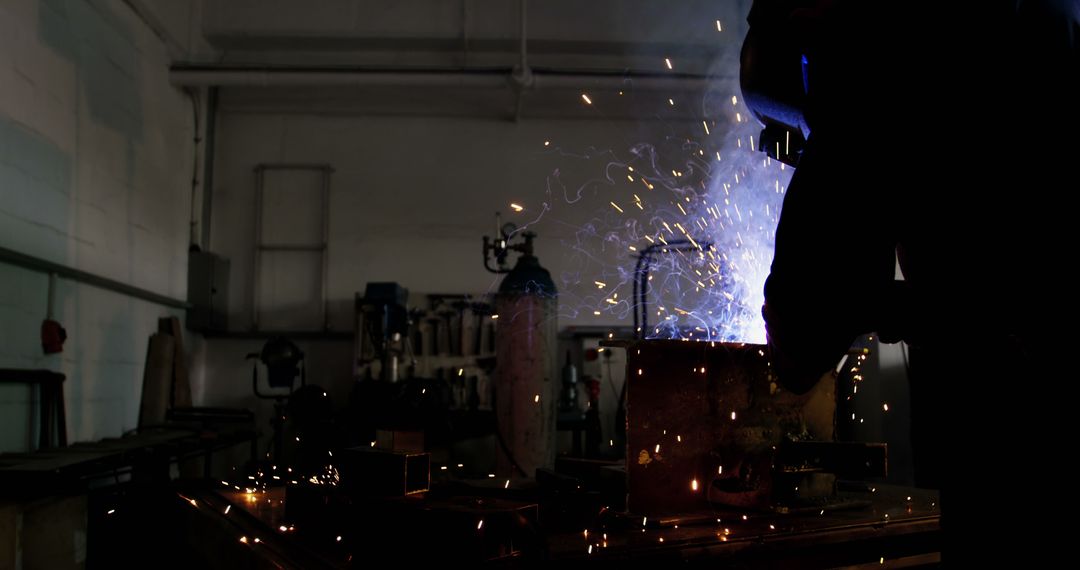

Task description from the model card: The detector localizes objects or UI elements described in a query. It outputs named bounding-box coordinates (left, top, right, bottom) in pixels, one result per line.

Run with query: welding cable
left=632, top=251, right=647, bottom=337
left=634, top=240, right=710, bottom=337
left=488, top=385, right=530, bottom=478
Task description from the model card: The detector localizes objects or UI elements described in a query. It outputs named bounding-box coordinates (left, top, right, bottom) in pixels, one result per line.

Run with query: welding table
left=547, top=484, right=940, bottom=567
left=0, top=426, right=257, bottom=497
left=175, top=482, right=939, bottom=568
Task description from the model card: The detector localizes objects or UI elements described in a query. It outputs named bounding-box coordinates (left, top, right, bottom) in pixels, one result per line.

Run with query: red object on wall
left=41, top=319, right=67, bottom=354
left=583, top=376, right=601, bottom=405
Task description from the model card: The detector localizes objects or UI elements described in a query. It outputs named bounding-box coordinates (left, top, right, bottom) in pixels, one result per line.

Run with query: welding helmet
left=739, top=0, right=816, bottom=166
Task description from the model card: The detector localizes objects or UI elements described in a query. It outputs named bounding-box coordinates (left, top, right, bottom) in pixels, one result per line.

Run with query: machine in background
left=355, top=282, right=411, bottom=383
left=247, top=337, right=307, bottom=465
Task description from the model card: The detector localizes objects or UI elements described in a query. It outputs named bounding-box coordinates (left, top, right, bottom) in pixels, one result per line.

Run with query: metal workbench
left=175, top=481, right=938, bottom=568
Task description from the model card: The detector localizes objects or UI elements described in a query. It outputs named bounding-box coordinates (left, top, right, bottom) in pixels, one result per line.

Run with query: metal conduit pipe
left=169, top=67, right=713, bottom=92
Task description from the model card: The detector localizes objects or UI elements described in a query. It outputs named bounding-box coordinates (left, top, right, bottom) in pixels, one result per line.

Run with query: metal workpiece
left=610, top=339, right=838, bottom=516
left=336, top=446, right=431, bottom=497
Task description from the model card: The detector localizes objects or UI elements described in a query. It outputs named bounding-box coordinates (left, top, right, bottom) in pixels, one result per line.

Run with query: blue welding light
left=800, top=54, right=810, bottom=94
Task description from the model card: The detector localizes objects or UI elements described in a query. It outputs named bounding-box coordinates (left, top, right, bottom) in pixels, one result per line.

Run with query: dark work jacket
left=756, top=1, right=1071, bottom=392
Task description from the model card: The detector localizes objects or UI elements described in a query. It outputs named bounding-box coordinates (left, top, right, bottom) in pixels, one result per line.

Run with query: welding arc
left=489, top=386, right=530, bottom=478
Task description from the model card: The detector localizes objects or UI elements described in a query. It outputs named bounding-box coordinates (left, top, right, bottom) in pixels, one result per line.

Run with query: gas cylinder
left=493, top=234, right=558, bottom=479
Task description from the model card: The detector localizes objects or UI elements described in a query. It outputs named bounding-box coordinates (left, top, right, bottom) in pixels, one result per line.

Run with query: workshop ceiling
left=154, top=0, right=752, bottom=119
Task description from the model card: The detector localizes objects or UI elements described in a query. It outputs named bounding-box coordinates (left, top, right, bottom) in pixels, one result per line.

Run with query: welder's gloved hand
left=764, top=278, right=920, bottom=394
left=876, top=280, right=920, bottom=346
left=762, top=289, right=855, bottom=395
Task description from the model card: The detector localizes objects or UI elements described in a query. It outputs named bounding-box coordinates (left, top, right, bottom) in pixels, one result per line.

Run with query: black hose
left=634, top=240, right=710, bottom=338
left=489, top=385, right=530, bottom=478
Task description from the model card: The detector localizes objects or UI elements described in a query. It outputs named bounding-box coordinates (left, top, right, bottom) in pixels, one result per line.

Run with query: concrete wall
left=0, top=0, right=194, bottom=452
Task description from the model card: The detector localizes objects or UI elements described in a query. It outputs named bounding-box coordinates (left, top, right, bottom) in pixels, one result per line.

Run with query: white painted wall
left=209, top=111, right=718, bottom=332
left=0, top=0, right=195, bottom=452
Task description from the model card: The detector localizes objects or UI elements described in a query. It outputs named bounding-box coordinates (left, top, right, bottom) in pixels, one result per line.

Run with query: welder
left=742, top=0, right=1071, bottom=499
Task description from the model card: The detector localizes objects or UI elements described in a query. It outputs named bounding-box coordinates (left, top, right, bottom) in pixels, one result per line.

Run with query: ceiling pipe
left=460, top=0, right=469, bottom=66
left=510, top=0, right=533, bottom=121
left=531, top=73, right=710, bottom=92
left=169, top=66, right=713, bottom=92
left=519, top=0, right=528, bottom=74
left=169, top=69, right=510, bottom=89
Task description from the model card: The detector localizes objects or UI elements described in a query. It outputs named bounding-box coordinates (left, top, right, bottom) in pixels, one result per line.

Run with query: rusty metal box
left=613, top=340, right=836, bottom=516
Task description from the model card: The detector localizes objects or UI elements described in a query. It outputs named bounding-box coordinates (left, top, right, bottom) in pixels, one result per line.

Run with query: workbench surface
left=198, top=482, right=939, bottom=567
